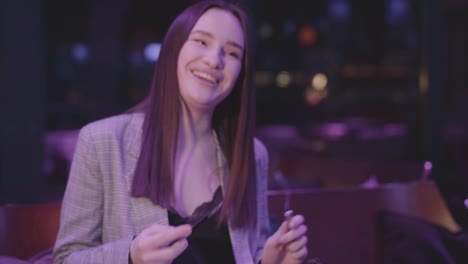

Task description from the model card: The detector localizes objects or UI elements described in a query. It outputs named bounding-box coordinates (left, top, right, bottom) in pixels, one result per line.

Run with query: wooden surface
left=0, top=202, right=61, bottom=260
left=276, top=156, right=423, bottom=188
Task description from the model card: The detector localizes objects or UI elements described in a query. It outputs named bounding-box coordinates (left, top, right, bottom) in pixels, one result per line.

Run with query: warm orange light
left=297, top=25, right=318, bottom=46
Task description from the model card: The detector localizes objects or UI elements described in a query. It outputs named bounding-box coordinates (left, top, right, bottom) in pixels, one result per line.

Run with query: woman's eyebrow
left=191, top=30, right=244, bottom=51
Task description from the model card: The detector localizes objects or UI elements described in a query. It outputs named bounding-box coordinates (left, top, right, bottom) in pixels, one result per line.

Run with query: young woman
left=53, top=1, right=308, bottom=263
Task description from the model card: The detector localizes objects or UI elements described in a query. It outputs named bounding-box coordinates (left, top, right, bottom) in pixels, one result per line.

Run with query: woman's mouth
left=191, top=70, right=219, bottom=84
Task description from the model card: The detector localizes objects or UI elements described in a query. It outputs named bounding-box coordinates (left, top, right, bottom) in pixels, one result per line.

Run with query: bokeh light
left=276, top=71, right=292, bottom=88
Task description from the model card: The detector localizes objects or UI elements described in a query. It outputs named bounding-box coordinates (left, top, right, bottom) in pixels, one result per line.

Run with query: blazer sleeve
left=53, top=125, right=133, bottom=264
left=252, top=138, right=271, bottom=263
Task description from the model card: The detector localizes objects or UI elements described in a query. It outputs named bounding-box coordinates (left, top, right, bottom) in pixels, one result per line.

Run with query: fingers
left=145, top=237, right=189, bottom=261
left=272, top=221, right=289, bottom=239
left=130, top=224, right=192, bottom=264
left=263, top=214, right=309, bottom=264
left=287, top=214, right=305, bottom=229
left=279, top=224, right=307, bottom=245
left=143, top=223, right=191, bottom=238
left=286, top=235, right=307, bottom=252
left=288, top=244, right=308, bottom=261
left=135, top=224, right=191, bottom=250
left=279, top=214, right=309, bottom=260
left=152, top=224, right=192, bottom=248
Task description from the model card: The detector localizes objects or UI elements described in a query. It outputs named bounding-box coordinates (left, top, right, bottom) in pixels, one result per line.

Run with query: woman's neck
left=177, top=106, right=214, bottom=149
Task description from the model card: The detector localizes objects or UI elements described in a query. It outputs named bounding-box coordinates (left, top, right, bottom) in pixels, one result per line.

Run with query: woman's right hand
left=129, top=223, right=192, bottom=264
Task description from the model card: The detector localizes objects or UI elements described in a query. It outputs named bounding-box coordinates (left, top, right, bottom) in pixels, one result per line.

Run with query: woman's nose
left=204, top=48, right=224, bottom=69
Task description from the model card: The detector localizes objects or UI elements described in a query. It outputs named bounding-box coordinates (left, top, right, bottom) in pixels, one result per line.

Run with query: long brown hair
left=131, top=0, right=256, bottom=229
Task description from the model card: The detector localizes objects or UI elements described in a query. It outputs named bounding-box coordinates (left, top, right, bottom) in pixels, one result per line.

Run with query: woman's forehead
left=191, top=8, right=245, bottom=46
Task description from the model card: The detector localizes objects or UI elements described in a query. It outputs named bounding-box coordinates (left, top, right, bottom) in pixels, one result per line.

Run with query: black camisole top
left=168, top=187, right=236, bottom=264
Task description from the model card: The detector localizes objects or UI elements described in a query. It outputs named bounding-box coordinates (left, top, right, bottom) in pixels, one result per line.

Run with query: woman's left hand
left=261, top=214, right=308, bottom=264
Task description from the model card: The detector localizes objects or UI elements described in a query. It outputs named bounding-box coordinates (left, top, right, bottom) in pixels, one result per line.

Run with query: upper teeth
left=192, top=71, right=217, bottom=83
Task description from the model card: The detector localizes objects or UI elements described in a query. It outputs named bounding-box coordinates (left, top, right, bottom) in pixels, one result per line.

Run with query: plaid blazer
left=53, top=113, right=270, bottom=264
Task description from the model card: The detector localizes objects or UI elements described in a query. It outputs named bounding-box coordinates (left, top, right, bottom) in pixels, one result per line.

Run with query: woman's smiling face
left=177, top=8, right=244, bottom=113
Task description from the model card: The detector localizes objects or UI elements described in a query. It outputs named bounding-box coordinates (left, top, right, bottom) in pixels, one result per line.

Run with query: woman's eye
left=195, top=39, right=207, bottom=46
left=228, top=52, right=240, bottom=59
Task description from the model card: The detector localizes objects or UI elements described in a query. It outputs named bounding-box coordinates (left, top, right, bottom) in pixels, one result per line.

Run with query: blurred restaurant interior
left=1, top=0, right=468, bottom=263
